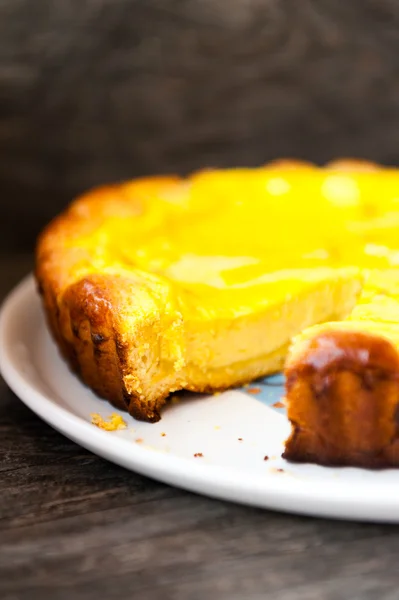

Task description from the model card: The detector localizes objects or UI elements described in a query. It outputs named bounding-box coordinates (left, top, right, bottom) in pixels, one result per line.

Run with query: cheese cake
left=36, top=161, right=399, bottom=448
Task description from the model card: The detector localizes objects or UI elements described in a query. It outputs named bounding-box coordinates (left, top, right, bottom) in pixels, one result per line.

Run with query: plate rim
left=2, top=275, right=399, bottom=523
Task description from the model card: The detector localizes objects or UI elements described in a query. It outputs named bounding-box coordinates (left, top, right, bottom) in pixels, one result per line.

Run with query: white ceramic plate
left=2, top=276, right=399, bottom=522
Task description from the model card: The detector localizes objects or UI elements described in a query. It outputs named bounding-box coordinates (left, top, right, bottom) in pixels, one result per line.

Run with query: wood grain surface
left=2, top=0, right=399, bottom=250
left=2, top=255, right=399, bottom=600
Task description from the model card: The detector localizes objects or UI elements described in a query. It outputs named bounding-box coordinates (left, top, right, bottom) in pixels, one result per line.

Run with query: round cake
left=36, top=159, right=399, bottom=466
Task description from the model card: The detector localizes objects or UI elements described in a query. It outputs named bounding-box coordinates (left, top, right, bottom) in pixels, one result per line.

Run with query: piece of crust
left=283, top=324, right=399, bottom=468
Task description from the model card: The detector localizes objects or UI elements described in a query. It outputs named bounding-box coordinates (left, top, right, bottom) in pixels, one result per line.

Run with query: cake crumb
left=247, top=387, right=261, bottom=395
left=238, top=438, right=243, bottom=442
left=161, top=432, right=167, bottom=437
left=269, top=466, right=285, bottom=474
left=272, top=401, right=285, bottom=408
left=214, top=426, right=221, bottom=430
left=264, top=455, right=269, bottom=461
left=91, top=412, right=127, bottom=431
left=135, top=438, right=144, bottom=444
left=194, top=452, right=203, bottom=458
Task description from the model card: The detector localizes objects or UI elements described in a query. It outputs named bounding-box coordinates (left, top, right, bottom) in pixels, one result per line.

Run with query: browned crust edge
left=35, top=180, right=179, bottom=422
left=283, top=329, right=399, bottom=468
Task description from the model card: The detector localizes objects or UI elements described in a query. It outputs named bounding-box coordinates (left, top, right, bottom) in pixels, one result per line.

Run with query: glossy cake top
left=67, top=161, right=399, bottom=318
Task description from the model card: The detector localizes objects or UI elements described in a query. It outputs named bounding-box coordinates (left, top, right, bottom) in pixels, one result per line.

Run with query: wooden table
left=2, top=254, right=399, bottom=600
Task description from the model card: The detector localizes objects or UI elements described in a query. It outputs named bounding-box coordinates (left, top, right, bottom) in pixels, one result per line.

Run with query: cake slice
left=284, top=271, right=399, bottom=467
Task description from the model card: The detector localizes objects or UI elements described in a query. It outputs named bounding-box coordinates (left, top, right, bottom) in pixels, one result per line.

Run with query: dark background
left=2, top=0, right=399, bottom=251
